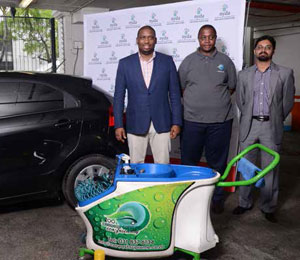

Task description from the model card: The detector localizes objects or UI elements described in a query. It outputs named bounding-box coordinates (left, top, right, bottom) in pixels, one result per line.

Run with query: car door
left=0, top=79, right=82, bottom=200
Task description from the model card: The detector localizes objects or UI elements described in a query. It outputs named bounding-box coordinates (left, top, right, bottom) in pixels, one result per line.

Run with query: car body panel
left=0, top=72, right=127, bottom=205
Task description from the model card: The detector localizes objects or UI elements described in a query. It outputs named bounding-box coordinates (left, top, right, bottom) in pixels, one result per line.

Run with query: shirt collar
left=138, top=51, right=156, bottom=62
left=196, top=47, right=218, bottom=59
left=254, top=63, right=272, bottom=73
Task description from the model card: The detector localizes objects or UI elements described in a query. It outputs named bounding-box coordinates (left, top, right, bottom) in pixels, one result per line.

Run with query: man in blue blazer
left=113, top=25, right=182, bottom=164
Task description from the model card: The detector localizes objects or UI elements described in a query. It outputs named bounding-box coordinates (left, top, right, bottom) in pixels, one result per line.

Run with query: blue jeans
left=181, top=119, right=233, bottom=202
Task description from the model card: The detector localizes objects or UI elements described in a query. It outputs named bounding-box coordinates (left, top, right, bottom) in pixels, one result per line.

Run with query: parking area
left=0, top=131, right=299, bottom=260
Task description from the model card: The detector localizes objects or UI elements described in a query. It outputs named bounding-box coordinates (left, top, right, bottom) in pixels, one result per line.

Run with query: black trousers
left=181, top=119, right=233, bottom=202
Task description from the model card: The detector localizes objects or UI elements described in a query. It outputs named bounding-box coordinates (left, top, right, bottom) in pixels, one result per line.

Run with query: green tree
left=0, top=7, right=58, bottom=66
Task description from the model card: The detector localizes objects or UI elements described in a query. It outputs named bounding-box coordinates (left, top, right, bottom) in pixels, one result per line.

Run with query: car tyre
left=63, top=154, right=115, bottom=208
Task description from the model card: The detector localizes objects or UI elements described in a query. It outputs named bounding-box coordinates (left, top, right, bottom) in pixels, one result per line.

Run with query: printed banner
left=84, top=0, right=246, bottom=163
left=84, top=0, right=245, bottom=96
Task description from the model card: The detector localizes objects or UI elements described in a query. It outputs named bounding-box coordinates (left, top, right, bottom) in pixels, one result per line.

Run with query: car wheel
left=63, top=154, right=116, bottom=208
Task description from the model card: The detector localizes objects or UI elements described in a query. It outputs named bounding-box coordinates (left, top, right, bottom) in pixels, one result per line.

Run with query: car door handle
left=54, top=119, right=73, bottom=128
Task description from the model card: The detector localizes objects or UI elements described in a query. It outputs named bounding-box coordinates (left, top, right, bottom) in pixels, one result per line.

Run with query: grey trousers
left=239, top=119, right=281, bottom=213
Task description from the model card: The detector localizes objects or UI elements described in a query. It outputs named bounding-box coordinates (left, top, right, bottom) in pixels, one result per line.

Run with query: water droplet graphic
left=88, top=210, right=94, bottom=215
left=94, top=217, right=100, bottom=222
left=154, top=192, right=164, bottom=201
left=153, top=217, right=166, bottom=229
left=136, top=233, right=149, bottom=240
left=114, top=195, right=124, bottom=201
left=105, top=232, right=112, bottom=237
left=156, top=207, right=162, bottom=212
left=94, top=226, right=99, bottom=231
left=99, top=200, right=112, bottom=210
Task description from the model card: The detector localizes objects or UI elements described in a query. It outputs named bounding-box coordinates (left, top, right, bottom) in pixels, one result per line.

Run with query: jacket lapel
left=248, top=66, right=256, bottom=110
left=268, top=63, right=279, bottom=104
left=133, top=53, right=148, bottom=90
left=148, top=53, right=159, bottom=92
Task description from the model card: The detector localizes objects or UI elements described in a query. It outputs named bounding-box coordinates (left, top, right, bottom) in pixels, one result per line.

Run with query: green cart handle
left=216, top=143, right=280, bottom=187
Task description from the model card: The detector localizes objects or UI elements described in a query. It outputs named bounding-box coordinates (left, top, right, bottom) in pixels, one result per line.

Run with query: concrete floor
left=0, top=131, right=299, bottom=260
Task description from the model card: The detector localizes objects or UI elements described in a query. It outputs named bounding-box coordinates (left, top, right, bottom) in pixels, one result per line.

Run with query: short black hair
left=198, top=24, right=217, bottom=38
left=137, top=25, right=156, bottom=37
left=254, top=35, right=276, bottom=50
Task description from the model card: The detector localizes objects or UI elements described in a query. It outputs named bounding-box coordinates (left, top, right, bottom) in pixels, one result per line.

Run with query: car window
left=0, top=82, right=18, bottom=103
left=17, top=82, right=63, bottom=103
left=0, top=81, right=78, bottom=117
left=15, top=82, right=64, bottom=114
left=0, top=82, right=18, bottom=117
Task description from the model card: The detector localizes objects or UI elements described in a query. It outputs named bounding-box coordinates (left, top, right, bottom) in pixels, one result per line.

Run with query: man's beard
left=140, top=48, right=154, bottom=55
left=257, top=52, right=272, bottom=61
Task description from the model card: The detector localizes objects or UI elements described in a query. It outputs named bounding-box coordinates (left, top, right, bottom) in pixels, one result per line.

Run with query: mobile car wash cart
left=76, top=144, right=279, bottom=260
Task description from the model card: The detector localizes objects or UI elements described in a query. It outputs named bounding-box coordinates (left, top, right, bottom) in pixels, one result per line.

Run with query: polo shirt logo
left=217, top=64, right=225, bottom=72
left=217, top=64, right=225, bottom=71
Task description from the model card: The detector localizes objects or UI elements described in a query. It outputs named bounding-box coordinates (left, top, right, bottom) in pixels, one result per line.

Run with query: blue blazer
left=113, top=52, right=182, bottom=135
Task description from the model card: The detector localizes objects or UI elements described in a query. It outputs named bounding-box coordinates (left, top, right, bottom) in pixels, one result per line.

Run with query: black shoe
left=212, top=201, right=224, bottom=214
left=232, top=205, right=253, bottom=215
left=261, top=210, right=277, bottom=223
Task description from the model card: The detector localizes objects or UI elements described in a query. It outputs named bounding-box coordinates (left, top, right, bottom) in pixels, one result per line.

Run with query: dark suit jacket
left=113, top=52, right=182, bottom=135
left=236, top=62, right=295, bottom=144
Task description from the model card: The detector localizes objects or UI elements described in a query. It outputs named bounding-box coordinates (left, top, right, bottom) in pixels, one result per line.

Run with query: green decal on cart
left=84, top=182, right=193, bottom=251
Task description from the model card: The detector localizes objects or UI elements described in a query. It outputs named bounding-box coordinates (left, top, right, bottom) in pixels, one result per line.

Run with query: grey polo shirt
left=179, top=49, right=237, bottom=123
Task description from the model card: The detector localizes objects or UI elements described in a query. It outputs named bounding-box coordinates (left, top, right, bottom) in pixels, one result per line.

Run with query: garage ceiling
left=0, top=0, right=300, bottom=27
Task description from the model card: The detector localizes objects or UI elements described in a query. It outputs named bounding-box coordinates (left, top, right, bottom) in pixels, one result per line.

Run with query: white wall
left=54, top=8, right=108, bottom=76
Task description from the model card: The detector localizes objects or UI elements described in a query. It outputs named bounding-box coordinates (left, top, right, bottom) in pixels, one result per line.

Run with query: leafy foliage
left=0, top=7, right=58, bottom=64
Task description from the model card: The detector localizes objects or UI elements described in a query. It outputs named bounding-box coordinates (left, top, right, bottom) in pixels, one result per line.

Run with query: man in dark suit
left=113, top=25, right=182, bottom=164
left=233, top=35, right=295, bottom=222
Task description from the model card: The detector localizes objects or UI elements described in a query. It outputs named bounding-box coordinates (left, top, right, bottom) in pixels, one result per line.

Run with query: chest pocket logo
left=217, top=64, right=225, bottom=72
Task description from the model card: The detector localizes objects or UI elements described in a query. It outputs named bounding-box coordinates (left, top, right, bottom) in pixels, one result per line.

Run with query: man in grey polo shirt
left=179, top=24, right=236, bottom=214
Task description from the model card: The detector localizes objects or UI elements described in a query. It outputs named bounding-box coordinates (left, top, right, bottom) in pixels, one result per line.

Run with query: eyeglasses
left=255, top=45, right=273, bottom=51
left=199, top=35, right=216, bottom=41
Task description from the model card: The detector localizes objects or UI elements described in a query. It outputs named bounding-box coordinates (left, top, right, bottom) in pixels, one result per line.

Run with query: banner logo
left=106, top=51, right=118, bottom=64
left=107, top=17, right=121, bottom=31
left=190, top=7, right=208, bottom=23
left=215, top=3, right=235, bottom=20
left=98, top=35, right=111, bottom=48
left=116, top=33, right=130, bottom=47
left=167, top=10, right=184, bottom=25
left=89, top=19, right=102, bottom=32
left=171, top=48, right=183, bottom=62
left=221, top=45, right=230, bottom=56
left=97, top=68, right=111, bottom=81
left=157, top=30, right=172, bottom=44
left=88, top=52, right=102, bottom=65
left=126, top=14, right=140, bottom=28
left=109, top=84, right=115, bottom=95
left=149, top=12, right=161, bottom=26
left=177, top=28, right=196, bottom=43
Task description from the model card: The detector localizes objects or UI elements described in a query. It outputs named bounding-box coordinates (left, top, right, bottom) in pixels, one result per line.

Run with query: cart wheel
left=94, top=249, right=105, bottom=260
